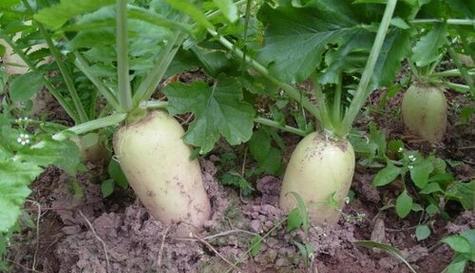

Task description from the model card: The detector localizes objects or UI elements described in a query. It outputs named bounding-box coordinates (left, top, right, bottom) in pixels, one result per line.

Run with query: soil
left=5, top=76, right=475, bottom=273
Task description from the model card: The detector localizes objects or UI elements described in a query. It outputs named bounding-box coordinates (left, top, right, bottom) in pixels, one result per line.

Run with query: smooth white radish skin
left=113, top=111, right=211, bottom=229
left=401, top=84, right=447, bottom=143
left=280, top=132, right=355, bottom=226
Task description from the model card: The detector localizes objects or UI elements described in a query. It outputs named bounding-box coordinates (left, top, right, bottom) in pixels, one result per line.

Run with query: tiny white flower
left=279, top=90, right=284, bottom=96
left=398, top=147, right=403, bottom=152
left=408, top=165, right=413, bottom=169
left=17, top=133, right=31, bottom=145
left=344, top=196, right=350, bottom=204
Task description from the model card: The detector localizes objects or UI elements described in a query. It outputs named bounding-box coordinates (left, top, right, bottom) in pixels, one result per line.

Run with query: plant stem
left=141, top=100, right=307, bottom=136
left=333, top=73, right=342, bottom=126
left=73, top=51, right=121, bottom=111
left=116, top=0, right=133, bottom=112
left=445, top=82, right=470, bottom=93
left=133, top=32, right=185, bottom=105
left=447, top=45, right=475, bottom=97
left=208, top=30, right=321, bottom=121
left=432, top=68, right=475, bottom=78
left=411, top=18, right=475, bottom=25
left=0, top=33, right=80, bottom=123
left=341, top=0, right=397, bottom=137
left=254, top=117, right=307, bottom=136
left=53, top=113, right=127, bottom=141
left=22, top=0, right=88, bottom=123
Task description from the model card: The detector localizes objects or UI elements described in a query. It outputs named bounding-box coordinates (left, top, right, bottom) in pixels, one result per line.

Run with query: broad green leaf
left=164, top=0, right=213, bottom=29
left=288, top=192, right=309, bottom=233
left=212, top=0, right=238, bottom=23
left=461, top=229, right=475, bottom=262
left=390, top=17, right=410, bottom=29
left=442, top=235, right=471, bottom=254
left=108, top=160, right=128, bottom=188
left=163, top=77, right=255, bottom=154
left=101, top=179, right=114, bottom=198
left=410, top=159, right=434, bottom=189
left=396, top=190, right=413, bottom=218
left=287, top=208, right=303, bottom=232
left=415, top=224, right=431, bottom=241
left=412, top=23, right=447, bottom=67
left=372, top=163, right=401, bottom=186
left=425, top=203, right=439, bottom=216
left=445, top=181, right=475, bottom=210
left=34, top=0, right=116, bottom=29
left=0, top=161, right=42, bottom=232
left=9, top=72, right=43, bottom=102
left=257, top=2, right=364, bottom=83
left=18, top=139, right=81, bottom=175
left=249, top=129, right=282, bottom=175
left=0, top=0, right=20, bottom=8
left=444, top=257, right=467, bottom=273
left=420, top=183, right=443, bottom=194
left=371, top=29, right=411, bottom=88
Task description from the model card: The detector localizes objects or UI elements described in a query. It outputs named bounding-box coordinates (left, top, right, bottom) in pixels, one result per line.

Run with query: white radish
left=280, top=132, right=355, bottom=226
left=113, top=111, right=210, bottom=229
left=401, top=84, right=447, bottom=143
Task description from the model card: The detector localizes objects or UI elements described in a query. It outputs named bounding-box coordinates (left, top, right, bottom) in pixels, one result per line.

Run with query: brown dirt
left=7, top=156, right=470, bottom=273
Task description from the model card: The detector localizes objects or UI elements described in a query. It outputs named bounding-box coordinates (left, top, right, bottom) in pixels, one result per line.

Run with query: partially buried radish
left=113, top=110, right=210, bottom=229
left=280, top=132, right=355, bottom=225
left=401, top=83, right=447, bottom=143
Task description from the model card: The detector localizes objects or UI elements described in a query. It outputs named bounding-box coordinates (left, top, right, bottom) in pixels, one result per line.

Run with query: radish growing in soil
left=401, top=83, right=447, bottom=143
left=113, top=111, right=210, bottom=228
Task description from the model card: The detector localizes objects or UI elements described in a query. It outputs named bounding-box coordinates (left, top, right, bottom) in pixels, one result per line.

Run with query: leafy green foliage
left=249, top=235, right=262, bottom=257
left=412, top=23, right=447, bottom=67
left=286, top=192, right=309, bottom=233
left=0, top=114, right=81, bottom=232
left=248, top=128, right=282, bottom=175
left=415, top=224, right=431, bottom=241
left=395, top=190, right=413, bottom=218
left=164, top=76, right=255, bottom=154
left=441, top=229, right=475, bottom=273
left=34, top=0, right=116, bottom=29
left=372, top=163, right=401, bottom=186
left=9, top=72, right=43, bottom=102
left=221, top=172, right=254, bottom=196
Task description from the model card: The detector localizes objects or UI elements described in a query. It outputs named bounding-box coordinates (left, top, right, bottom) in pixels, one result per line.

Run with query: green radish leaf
left=373, top=163, right=401, bottom=187
left=221, top=172, right=254, bottom=196
left=0, top=161, right=42, bottom=232
left=412, top=23, right=447, bottom=67
left=461, top=229, right=475, bottom=262
left=0, top=0, right=20, bottom=8
left=425, top=203, right=439, bottom=217
left=249, top=129, right=282, bottom=175
left=411, top=203, right=424, bottom=212
left=164, top=0, right=213, bottom=29
left=395, top=190, right=413, bottom=218
left=101, top=179, right=114, bottom=198
left=288, top=192, right=309, bottom=233
left=442, top=235, right=471, bottom=254
left=420, top=183, right=443, bottom=194
left=18, top=139, right=81, bottom=175
left=212, top=0, right=238, bottom=23
left=163, top=76, right=255, bottom=154
left=354, top=240, right=419, bottom=273
left=371, top=29, right=411, bottom=88
left=410, top=159, right=434, bottom=189
left=34, top=0, right=116, bottom=29
left=249, top=235, right=262, bottom=257
left=257, top=2, right=366, bottom=83
left=445, top=181, right=475, bottom=210
left=444, top=257, right=467, bottom=273
left=390, top=17, right=410, bottom=29
left=286, top=208, right=303, bottom=232
left=108, top=160, right=128, bottom=189
left=9, top=72, right=43, bottom=102
left=415, top=224, right=431, bottom=241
